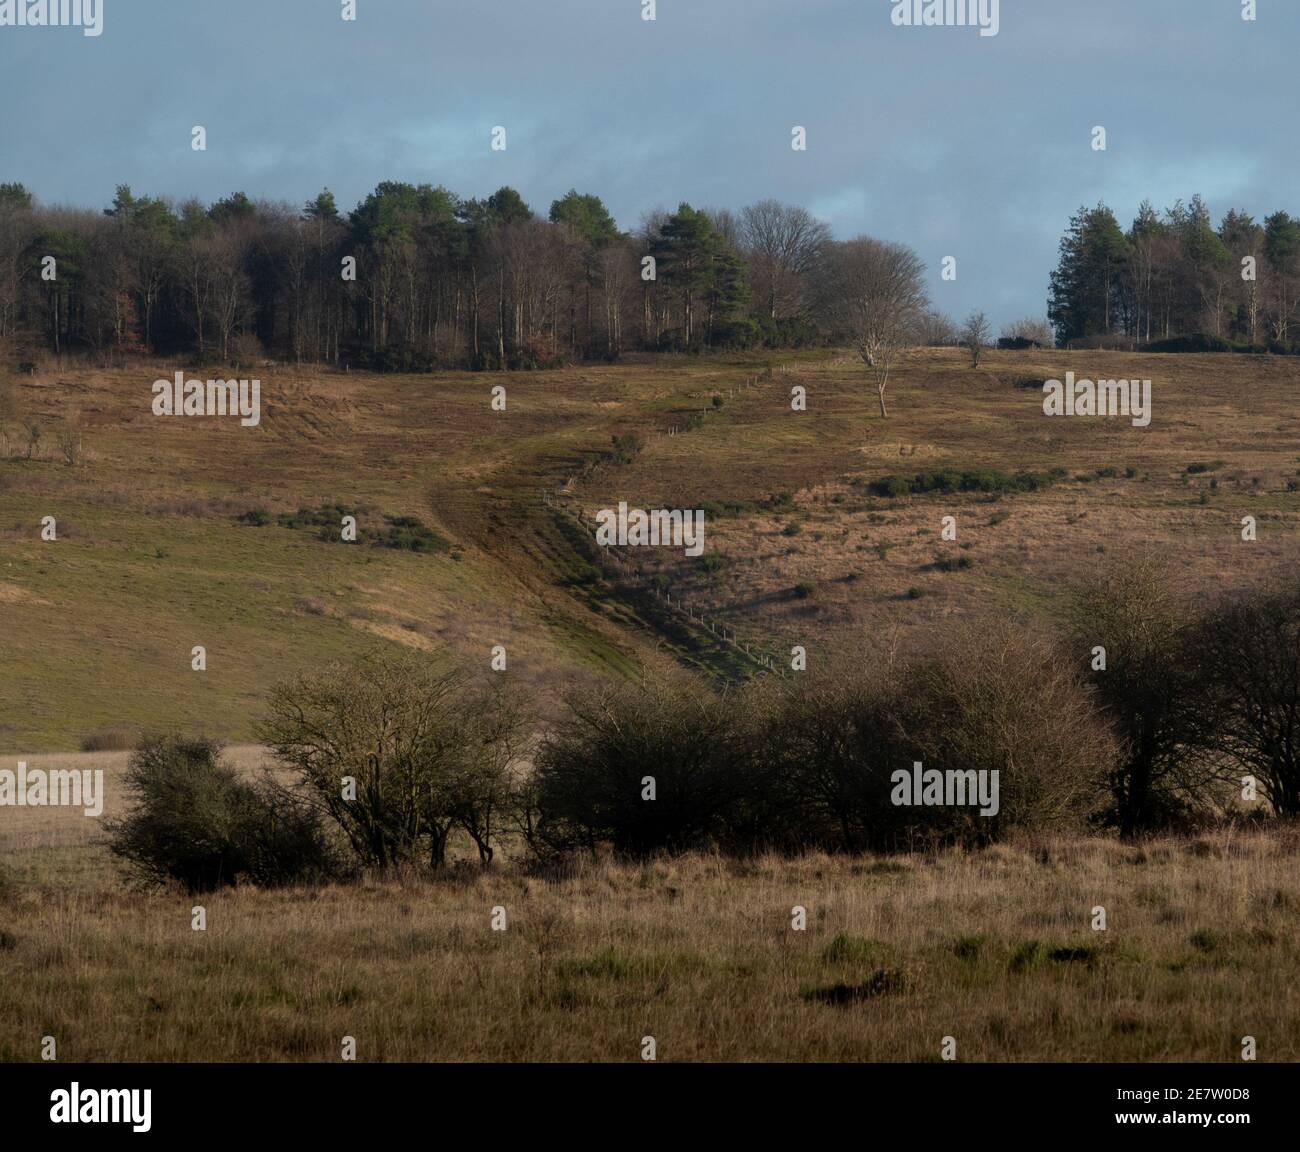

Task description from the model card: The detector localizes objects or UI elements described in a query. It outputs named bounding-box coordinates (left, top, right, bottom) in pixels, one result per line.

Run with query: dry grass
left=4, top=349, right=1299, bottom=1062
left=2, top=750, right=1298, bottom=1062
left=3, top=348, right=1299, bottom=747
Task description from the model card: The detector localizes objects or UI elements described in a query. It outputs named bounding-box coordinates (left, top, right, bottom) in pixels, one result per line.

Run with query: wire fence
left=542, top=366, right=796, bottom=677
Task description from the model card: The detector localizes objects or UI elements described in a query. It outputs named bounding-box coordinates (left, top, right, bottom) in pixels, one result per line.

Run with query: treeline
left=1049, top=195, right=1300, bottom=349
left=7, top=179, right=1300, bottom=369
left=108, top=561, right=1300, bottom=891
left=0, top=180, right=835, bottom=370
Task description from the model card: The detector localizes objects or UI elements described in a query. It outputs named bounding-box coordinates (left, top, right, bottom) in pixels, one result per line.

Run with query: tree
left=1048, top=204, right=1130, bottom=344
left=1000, top=316, right=1052, bottom=347
left=1070, top=557, right=1224, bottom=835
left=1219, top=208, right=1263, bottom=342
left=550, top=190, right=620, bottom=353
left=738, top=199, right=830, bottom=320
left=814, top=237, right=927, bottom=417
left=651, top=203, right=723, bottom=346
left=0, top=184, right=34, bottom=342
left=1262, top=211, right=1300, bottom=342
left=1199, top=587, right=1300, bottom=817
left=259, top=651, right=524, bottom=870
left=961, top=310, right=990, bottom=367
left=913, top=308, right=957, bottom=346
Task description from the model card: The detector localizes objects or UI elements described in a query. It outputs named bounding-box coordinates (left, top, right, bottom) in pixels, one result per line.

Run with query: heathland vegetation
left=101, top=558, right=1300, bottom=893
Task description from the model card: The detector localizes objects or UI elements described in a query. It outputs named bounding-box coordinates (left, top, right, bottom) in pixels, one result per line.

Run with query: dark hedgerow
left=866, top=468, right=1068, bottom=498
left=238, top=503, right=450, bottom=553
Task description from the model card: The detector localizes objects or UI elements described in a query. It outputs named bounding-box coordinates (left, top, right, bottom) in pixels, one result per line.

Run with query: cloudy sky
left=2, top=0, right=1295, bottom=328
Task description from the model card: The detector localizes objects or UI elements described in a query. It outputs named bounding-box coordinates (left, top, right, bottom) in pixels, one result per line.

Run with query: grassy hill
left=2, top=347, right=1299, bottom=751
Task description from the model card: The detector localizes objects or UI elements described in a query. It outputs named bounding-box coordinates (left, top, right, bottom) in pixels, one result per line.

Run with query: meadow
left=3, top=347, right=1298, bottom=749
left=3, top=347, right=1299, bottom=1061
left=2, top=748, right=1299, bottom=1062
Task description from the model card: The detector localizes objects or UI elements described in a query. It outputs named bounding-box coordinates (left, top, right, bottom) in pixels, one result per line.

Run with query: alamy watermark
left=891, top=0, right=999, bottom=37
left=1043, top=372, right=1152, bottom=428
left=595, top=501, right=705, bottom=557
left=50, top=1084, right=151, bottom=1133
left=153, top=373, right=261, bottom=427
left=0, top=761, right=103, bottom=817
left=0, top=0, right=103, bottom=36
left=891, top=761, right=1000, bottom=817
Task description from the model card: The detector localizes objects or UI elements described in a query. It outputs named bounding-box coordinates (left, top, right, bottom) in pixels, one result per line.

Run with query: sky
left=1, top=0, right=1296, bottom=330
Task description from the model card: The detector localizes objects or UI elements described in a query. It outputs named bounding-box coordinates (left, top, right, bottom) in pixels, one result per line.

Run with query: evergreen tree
left=1048, top=204, right=1130, bottom=344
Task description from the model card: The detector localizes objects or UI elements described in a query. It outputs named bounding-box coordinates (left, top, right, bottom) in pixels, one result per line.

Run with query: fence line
left=543, top=369, right=791, bottom=677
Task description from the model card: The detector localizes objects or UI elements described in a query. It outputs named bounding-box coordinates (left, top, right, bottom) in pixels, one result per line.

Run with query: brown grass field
left=2, top=749, right=1299, bottom=1062
left=3, top=347, right=1299, bottom=747
left=2, top=348, right=1300, bottom=1061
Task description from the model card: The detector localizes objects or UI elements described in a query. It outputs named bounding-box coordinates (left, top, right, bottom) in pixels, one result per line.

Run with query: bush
left=532, top=673, right=754, bottom=856
left=609, top=433, right=643, bottom=466
left=867, top=468, right=1066, bottom=498
left=752, top=625, right=1113, bottom=853
left=260, top=652, right=526, bottom=869
left=1144, top=333, right=1232, bottom=354
left=275, top=504, right=449, bottom=553
left=106, top=736, right=340, bottom=892
left=80, top=728, right=136, bottom=752
left=1070, top=557, right=1224, bottom=834
left=932, top=555, right=974, bottom=572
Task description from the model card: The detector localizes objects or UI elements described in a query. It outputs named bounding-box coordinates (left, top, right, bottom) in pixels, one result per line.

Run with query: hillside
left=2, top=348, right=1299, bottom=751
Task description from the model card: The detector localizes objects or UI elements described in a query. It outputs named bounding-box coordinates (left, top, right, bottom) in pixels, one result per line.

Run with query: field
left=3, top=347, right=1299, bottom=749
left=3, top=348, right=1300, bottom=1062
left=2, top=747, right=1298, bottom=1061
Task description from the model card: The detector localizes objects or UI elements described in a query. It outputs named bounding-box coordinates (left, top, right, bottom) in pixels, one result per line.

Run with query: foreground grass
left=2, top=752, right=1297, bottom=1061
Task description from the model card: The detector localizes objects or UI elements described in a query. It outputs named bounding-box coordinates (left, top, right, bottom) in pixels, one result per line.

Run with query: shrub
left=532, top=672, right=754, bottom=856
left=80, top=728, right=136, bottom=753
left=1144, top=333, right=1232, bottom=353
left=867, top=468, right=1066, bottom=498
left=106, top=736, right=340, bottom=892
left=378, top=515, right=447, bottom=553
left=275, top=504, right=449, bottom=553
left=932, top=555, right=974, bottom=572
left=804, top=969, right=910, bottom=1004
left=259, top=652, right=526, bottom=869
left=753, top=624, right=1113, bottom=854
left=609, top=433, right=643, bottom=466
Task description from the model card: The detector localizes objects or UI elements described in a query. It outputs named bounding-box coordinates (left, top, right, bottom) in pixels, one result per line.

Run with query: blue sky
left=1, top=0, right=1295, bottom=329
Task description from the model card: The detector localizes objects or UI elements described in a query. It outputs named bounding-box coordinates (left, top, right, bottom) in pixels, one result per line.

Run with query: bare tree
left=1198, top=587, right=1300, bottom=817
left=913, top=308, right=957, bottom=347
left=57, top=414, right=83, bottom=466
left=962, top=310, right=990, bottom=367
left=259, top=650, right=526, bottom=870
left=814, top=237, right=927, bottom=417
left=206, top=227, right=252, bottom=364
left=1000, top=316, right=1054, bottom=347
left=738, top=200, right=831, bottom=320
left=23, top=418, right=42, bottom=459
